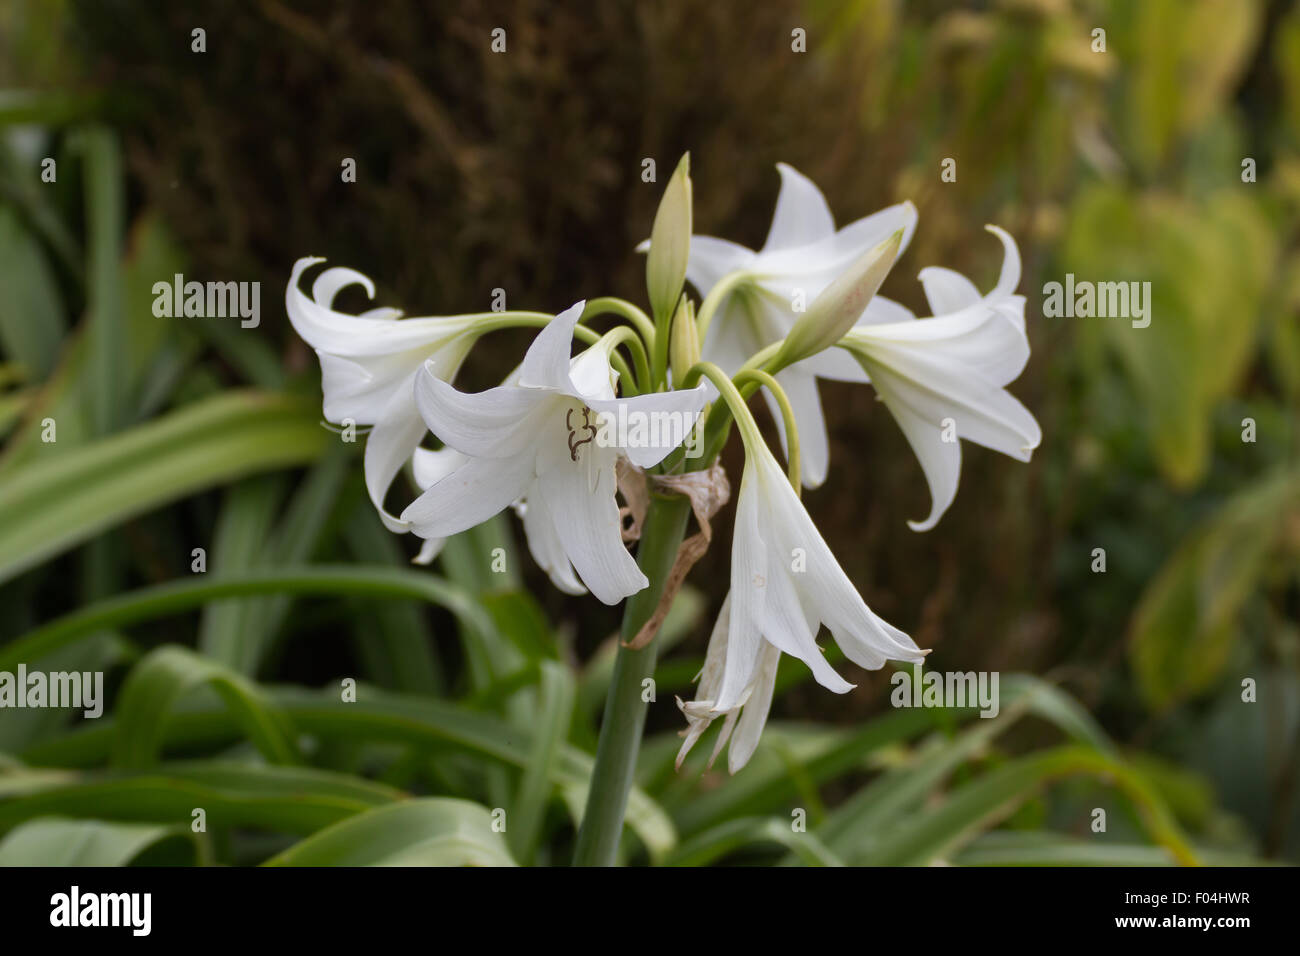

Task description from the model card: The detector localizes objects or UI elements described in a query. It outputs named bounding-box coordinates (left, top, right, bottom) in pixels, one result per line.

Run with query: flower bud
left=771, top=228, right=902, bottom=371
left=646, top=153, right=693, bottom=324
left=669, top=294, right=700, bottom=384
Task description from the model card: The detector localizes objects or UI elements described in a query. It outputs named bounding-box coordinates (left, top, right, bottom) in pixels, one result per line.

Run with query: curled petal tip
left=289, top=256, right=327, bottom=280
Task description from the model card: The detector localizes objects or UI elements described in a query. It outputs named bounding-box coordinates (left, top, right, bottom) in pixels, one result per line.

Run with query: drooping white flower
left=840, top=226, right=1040, bottom=531
left=675, top=593, right=782, bottom=774
left=679, top=163, right=918, bottom=488
left=286, top=258, right=481, bottom=535
left=678, top=434, right=925, bottom=771
left=401, top=302, right=707, bottom=604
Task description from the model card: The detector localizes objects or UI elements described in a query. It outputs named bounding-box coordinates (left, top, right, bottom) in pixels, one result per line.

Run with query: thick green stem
left=572, top=494, right=692, bottom=866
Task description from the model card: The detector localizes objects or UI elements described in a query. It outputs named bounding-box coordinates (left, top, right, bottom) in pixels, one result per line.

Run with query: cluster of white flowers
left=286, top=160, right=1039, bottom=774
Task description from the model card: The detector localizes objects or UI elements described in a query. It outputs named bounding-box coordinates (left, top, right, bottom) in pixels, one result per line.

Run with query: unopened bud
left=772, top=228, right=903, bottom=371
left=669, top=294, right=700, bottom=384
left=645, top=153, right=692, bottom=324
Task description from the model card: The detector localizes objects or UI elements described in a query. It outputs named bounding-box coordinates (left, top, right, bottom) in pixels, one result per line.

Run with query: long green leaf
left=0, top=390, right=328, bottom=585
left=112, top=646, right=298, bottom=769
left=860, top=746, right=1199, bottom=866
left=0, top=817, right=199, bottom=866
left=0, top=206, right=65, bottom=378
left=74, top=125, right=124, bottom=437
left=342, top=504, right=442, bottom=695
left=664, top=816, right=844, bottom=867
left=509, top=660, right=574, bottom=864
left=264, top=798, right=516, bottom=866
left=0, top=762, right=402, bottom=837
left=1, top=565, right=491, bottom=672
left=20, top=686, right=676, bottom=858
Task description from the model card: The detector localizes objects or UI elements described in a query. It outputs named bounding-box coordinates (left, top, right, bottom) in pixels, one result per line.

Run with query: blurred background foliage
left=0, top=0, right=1296, bottom=865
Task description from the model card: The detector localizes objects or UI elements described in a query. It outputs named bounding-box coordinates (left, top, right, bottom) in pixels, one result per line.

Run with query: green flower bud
left=771, top=228, right=902, bottom=372
left=669, top=294, right=700, bottom=385
left=646, top=153, right=693, bottom=324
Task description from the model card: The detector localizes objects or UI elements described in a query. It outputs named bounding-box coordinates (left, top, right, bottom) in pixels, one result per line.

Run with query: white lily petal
left=364, top=397, right=429, bottom=533
left=412, top=536, right=445, bottom=566
left=311, top=266, right=376, bottom=309
left=856, top=307, right=1030, bottom=386
left=567, top=340, right=619, bottom=402
left=287, top=258, right=474, bottom=357
left=588, top=385, right=708, bottom=469
left=761, top=163, right=837, bottom=252
left=413, top=363, right=550, bottom=459
left=717, top=464, right=768, bottom=711
left=764, top=561, right=855, bottom=695
left=675, top=710, right=713, bottom=771
left=762, top=368, right=829, bottom=489
left=756, top=200, right=917, bottom=281
left=695, top=592, right=732, bottom=704
left=316, top=351, right=401, bottom=424
left=919, top=265, right=982, bottom=315
left=682, top=236, right=755, bottom=298
left=535, top=441, right=646, bottom=605
left=986, top=224, right=1021, bottom=300
left=727, top=642, right=782, bottom=773
left=519, top=301, right=585, bottom=391
left=860, top=342, right=1040, bottom=457
left=858, top=294, right=917, bottom=326
left=399, top=451, right=534, bottom=538
left=411, top=445, right=469, bottom=491
left=707, top=710, right=741, bottom=769
left=869, top=370, right=961, bottom=532
left=753, top=444, right=923, bottom=666
left=519, top=486, right=587, bottom=596
left=700, top=298, right=764, bottom=386
left=798, top=345, right=868, bottom=383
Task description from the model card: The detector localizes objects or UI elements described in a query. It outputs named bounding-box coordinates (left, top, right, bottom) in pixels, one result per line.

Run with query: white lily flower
left=677, top=434, right=925, bottom=770
left=840, top=226, right=1040, bottom=532
left=676, top=163, right=919, bottom=488
left=407, top=387, right=584, bottom=593
left=675, top=593, right=782, bottom=774
left=286, top=258, right=481, bottom=535
left=401, top=302, right=707, bottom=604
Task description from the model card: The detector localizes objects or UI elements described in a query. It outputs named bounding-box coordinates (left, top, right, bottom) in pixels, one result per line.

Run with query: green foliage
left=0, top=0, right=1293, bottom=866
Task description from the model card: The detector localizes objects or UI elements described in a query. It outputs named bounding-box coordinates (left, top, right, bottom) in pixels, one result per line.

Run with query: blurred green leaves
left=113, top=646, right=299, bottom=769
left=0, top=817, right=202, bottom=866
left=1063, top=186, right=1277, bottom=487
left=0, top=206, right=64, bottom=378
left=1, top=0, right=1293, bottom=868
left=1131, top=468, right=1300, bottom=711
left=0, top=390, right=328, bottom=585
left=263, top=799, right=516, bottom=867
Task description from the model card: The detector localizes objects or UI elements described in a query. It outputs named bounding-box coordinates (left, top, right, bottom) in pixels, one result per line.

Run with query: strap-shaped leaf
left=112, top=646, right=298, bottom=768
left=263, top=798, right=516, bottom=866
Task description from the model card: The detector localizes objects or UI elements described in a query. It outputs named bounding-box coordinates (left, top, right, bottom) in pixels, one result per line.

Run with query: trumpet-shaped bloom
left=286, top=258, right=481, bottom=533
left=402, top=302, right=707, bottom=604
left=680, top=164, right=918, bottom=487
left=841, top=226, right=1040, bottom=531
left=677, top=435, right=924, bottom=770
